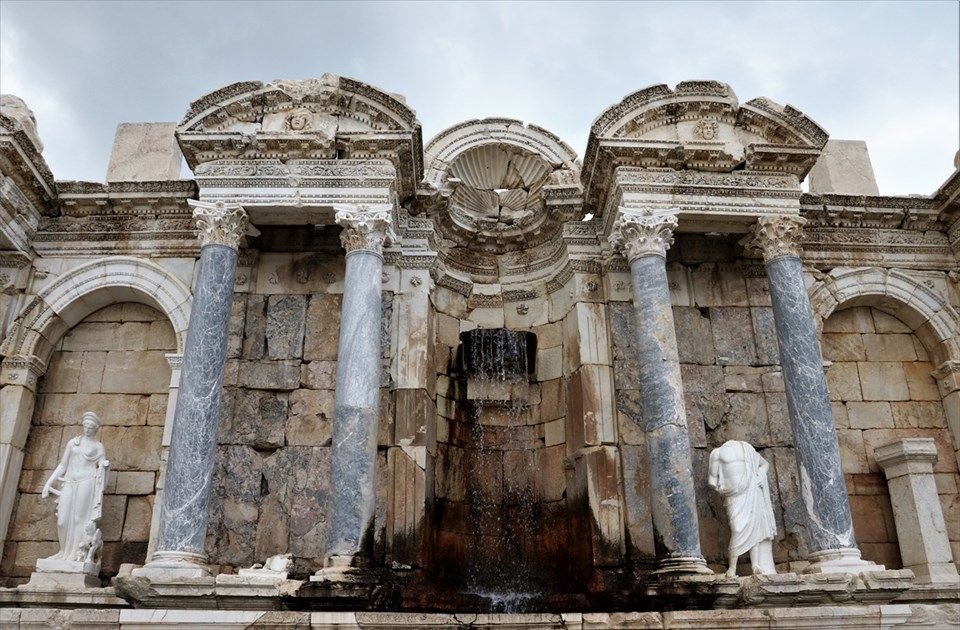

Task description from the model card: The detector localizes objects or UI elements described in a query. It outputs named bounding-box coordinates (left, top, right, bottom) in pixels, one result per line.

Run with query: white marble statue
left=39, top=411, right=110, bottom=572
left=708, top=440, right=777, bottom=577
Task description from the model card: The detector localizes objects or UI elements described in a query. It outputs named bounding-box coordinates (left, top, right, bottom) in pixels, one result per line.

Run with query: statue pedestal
left=27, top=558, right=101, bottom=589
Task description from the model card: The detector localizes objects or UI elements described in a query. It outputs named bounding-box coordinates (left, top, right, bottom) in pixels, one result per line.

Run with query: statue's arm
left=707, top=450, right=720, bottom=490
left=41, top=443, right=70, bottom=498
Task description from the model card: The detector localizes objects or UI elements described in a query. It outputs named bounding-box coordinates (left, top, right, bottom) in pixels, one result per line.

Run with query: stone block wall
left=2, top=303, right=173, bottom=584
left=821, top=306, right=960, bottom=568
left=203, top=251, right=393, bottom=574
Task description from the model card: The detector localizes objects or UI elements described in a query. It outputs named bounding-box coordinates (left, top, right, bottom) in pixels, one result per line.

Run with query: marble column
left=875, top=438, right=959, bottom=584
left=135, top=200, right=251, bottom=579
left=315, top=205, right=394, bottom=578
left=742, top=215, right=883, bottom=574
left=609, top=208, right=711, bottom=576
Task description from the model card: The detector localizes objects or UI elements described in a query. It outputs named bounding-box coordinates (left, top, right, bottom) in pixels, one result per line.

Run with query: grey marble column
left=136, top=200, right=251, bottom=578
left=609, top=208, right=711, bottom=576
left=315, top=205, right=394, bottom=578
left=742, top=216, right=883, bottom=574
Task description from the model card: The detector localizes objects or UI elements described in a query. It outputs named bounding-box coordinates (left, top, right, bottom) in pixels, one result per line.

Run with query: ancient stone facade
left=0, top=77, right=957, bottom=626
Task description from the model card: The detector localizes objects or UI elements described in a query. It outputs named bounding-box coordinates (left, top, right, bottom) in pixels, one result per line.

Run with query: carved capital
left=335, top=204, right=396, bottom=256
left=0, top=355, right=46, bottom=392
left=931, top=360, right=960, bottom=397
left=608, top=208, right=678, bottom=260
left=188, top=200, right=251, bottom=250
left=741, top=215, right=806, bottom=262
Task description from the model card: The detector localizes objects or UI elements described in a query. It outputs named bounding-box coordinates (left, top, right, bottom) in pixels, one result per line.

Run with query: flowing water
left=461, top=329, right=540, bottom=612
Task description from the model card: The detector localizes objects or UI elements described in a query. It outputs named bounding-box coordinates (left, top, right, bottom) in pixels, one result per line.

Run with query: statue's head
left=81, top=411, right=101, bottom=436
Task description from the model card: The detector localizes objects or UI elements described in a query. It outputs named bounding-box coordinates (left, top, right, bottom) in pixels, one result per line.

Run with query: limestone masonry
left=0, top=78, right=958, bottom=627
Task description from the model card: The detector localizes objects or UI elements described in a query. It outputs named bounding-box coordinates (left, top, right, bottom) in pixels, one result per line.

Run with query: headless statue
left=708, top=440, right=777, bottom=576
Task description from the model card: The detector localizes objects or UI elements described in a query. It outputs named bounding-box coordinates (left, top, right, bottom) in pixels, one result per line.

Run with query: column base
left=652, top=556, right=714, bottom=578
left=131, top=550, right=212, bottom=580
left=802, top=548, right=885, bottom=575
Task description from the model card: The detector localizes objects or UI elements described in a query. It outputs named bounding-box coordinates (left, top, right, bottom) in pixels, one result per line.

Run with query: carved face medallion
left=286, top=109, right=312, bottom=132
left=693, top=119, right=720, bottom=141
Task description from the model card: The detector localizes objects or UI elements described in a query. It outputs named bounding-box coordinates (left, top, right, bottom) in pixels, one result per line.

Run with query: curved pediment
left=179, top=75, right=418, bottom=135
left=177, top=75, right=423, bottom=200
left=590, top=81, right=828, bottom=149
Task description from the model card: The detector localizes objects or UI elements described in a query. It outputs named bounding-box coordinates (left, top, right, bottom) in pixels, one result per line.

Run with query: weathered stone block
left=100, top=350, right=171, bottom=394
left=890, top=401, right=947, bottom=428
left=99, top=425, right=163, bottom=470
left=710, top=307, right=758, bottom=365
left=115, top=471, right=155, bottom=495
left=10, top=493, right=56, bottom=541
left=808, top=139, right=880, bottom=195
left=859, top=362, right=910, bottom=401
left=901, top=361, right=941, bottom=400
left=304, top=293, right=341, bottom=361
left=827, top=362, right=862, bottom=401
left=847, top=401, right=894, bottom=429
left=821, top=333, right=867, bottom=362
left=266, top=295, right=306, bottom=359
left=863, top=334, right=918, bottom=362
left=568, top=364, right=617, bottom=446
left=238, top=360, right=301, bottom=390
left=836, top=429, right=869, bottom=473
left=121, top=495, right=153, bottom=542
left=226, top=389, right=288, bottom=448
left=299, top=360, right=337, bottom=390
left=100, top=494, right=127, bottom=541
left=226, top=295, right=247, bottom=359
left=242, top=294, right=267, bottom=360
left=673, top=307, right=716, bottom=365
left=620, top=444, right=655, bottom=563
left=106, top=122, right=182, bottom=182
left=823, top=307, right=875, bottom=333
left=680, top=364, right=727, bottom=434
left=751, top=306, right=780, bottom=365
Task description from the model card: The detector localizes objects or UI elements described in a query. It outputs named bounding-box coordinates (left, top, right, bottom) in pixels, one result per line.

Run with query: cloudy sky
left=1, top=1, right=957, bottom=194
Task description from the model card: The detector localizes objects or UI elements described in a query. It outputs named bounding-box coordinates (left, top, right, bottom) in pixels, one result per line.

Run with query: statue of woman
left=708, top=440, right=777, bottom=577
left=40, top=411, right=110, bottom=566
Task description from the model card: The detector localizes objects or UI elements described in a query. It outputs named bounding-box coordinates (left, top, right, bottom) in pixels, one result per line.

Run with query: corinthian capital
left=741, top=215, right=806, bottom=262
left=335, top=204, right=396, bottom=255
left=188, top=200, right=251, bottom=250
left=608, top=208, right=679, bottom=261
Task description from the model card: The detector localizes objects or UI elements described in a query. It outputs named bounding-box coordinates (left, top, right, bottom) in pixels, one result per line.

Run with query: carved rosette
left=188, top=200, right=250, bottom=250
left=741, top=215, right=807, bottom=262
left=608, top=208, right=679, bottom=261
left=335, top=205, right=396, bottom=256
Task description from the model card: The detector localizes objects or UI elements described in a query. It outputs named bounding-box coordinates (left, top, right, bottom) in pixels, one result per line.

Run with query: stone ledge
left=2, top=604, right=958, bottom=628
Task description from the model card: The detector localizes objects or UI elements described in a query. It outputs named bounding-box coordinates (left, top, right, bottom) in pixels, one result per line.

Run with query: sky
left=1, top=0, right=957, bottom=195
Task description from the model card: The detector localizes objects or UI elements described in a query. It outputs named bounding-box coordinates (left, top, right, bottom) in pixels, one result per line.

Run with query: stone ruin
left=0, top=77, right=958, bottom=627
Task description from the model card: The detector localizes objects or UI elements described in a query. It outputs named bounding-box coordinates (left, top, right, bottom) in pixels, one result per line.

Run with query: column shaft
left=765, top=254, right=857, bottom=554
left=745, top=215, right=882, bottom=573
left=319, top=204, right=394, bottom=573
left=155, top=243, right=238, bottom=559
left=609, top=208, right=709, bottom=576
left=137, top=200, right=249, bottom=577
left=630, top=255, right=706, bottom=568
left=326, top=249, right=384, bottom=561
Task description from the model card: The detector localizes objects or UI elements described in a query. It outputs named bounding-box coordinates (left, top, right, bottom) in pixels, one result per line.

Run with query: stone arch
left=808, top=267, right=960, bottom=367
left=2, top=256, right=192, bottom=367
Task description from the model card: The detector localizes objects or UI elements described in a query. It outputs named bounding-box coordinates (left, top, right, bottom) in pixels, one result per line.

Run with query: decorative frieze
left=608, top=208, right=678, bottom=261
left=740, top=215, right=806, bottom=262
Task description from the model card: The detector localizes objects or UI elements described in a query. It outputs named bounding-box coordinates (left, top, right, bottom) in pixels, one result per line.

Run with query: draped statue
left=38, top=411, right=110, bottom=573
left=708, top=440, right=777, bottom=577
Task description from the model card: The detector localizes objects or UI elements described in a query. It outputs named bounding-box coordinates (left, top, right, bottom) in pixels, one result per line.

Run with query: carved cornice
left=335, top=204, right=395, bottom=256
left=741, top=215, right=806, bottom=262
left=189, top=199, right=251, bottom=250
left=608, top=207, right=678, bottom=261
